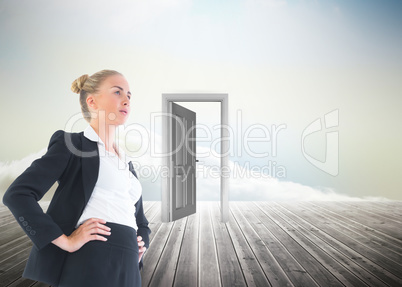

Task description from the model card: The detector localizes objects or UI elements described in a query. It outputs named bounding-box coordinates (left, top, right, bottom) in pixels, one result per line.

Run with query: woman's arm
left=134, top=195, right=151, bottom=248
left=52, top=217, right=111, bottom=252
left=134, top=196, right=151, bottom=268
left=3, top=130, right=72, bottom=250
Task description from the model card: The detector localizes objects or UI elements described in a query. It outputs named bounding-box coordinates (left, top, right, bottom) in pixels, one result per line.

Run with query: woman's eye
left=128, top=95, right=131, bottom=100
left=115, top=90, right=120, bottom=95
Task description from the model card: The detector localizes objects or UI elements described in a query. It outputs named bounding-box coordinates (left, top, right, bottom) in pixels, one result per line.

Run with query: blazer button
left=22, top=221, right=28, bottom=226
left=26, top=226, right=32, bottom=231
left=19, top=216, right=24, bottom=222
left=30, top=230, right=36, bottom=236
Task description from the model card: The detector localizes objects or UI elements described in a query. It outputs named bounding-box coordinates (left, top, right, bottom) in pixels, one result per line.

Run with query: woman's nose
left=123, top=96, right=130, bottom=106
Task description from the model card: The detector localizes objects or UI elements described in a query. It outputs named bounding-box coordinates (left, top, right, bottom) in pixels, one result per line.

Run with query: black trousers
left=58, top=222, right=141, bottom=287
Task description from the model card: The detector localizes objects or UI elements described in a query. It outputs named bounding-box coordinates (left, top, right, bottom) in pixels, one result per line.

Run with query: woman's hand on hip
left=52, top=218, right=111, bottom=253
left=137, top=236, right=146, bottom=262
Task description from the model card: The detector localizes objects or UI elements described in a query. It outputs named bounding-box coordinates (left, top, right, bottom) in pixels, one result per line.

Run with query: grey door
left=170, top=102, right=196, bottom=221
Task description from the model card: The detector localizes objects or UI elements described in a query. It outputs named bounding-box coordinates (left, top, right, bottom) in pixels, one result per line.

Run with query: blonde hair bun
left=71, top=74, right=89, bottom=94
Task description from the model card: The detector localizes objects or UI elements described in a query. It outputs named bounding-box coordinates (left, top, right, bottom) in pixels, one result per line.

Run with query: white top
left=75, top=126, right=142, bottom=231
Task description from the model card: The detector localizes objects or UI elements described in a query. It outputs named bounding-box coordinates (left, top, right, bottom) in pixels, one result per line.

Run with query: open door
left=170, top=102, right=196, bottom=221
left=162, top=94, right=229, bottom=223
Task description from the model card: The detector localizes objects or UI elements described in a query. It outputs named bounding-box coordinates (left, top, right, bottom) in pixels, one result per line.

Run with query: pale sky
left=1, top=0, right=401, bottom=201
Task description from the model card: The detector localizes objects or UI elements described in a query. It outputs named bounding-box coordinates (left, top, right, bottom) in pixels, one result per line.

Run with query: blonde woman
left=3, top=70, right=150, bottom=286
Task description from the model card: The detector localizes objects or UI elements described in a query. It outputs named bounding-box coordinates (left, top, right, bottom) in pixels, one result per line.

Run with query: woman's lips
left=119, top=109, right=128, bottom=115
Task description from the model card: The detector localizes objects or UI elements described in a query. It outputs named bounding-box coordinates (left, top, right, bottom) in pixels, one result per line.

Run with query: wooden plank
left=231, top=202, right=294, bottom=287
left=146, top=203, right=164, bottom=244
left=262, top=202, right=368, bottom=287
left=234, top=202, right=318, bottom=286
left=139, top=201, right=162, bottom=285
left=228, top=202, right=283, bottom=287
left=252, top=202, right=342, bottom=287
left=0, top=237, right=31, bottom=261
left=2, top=201, right=402, bottom=287
left=143, top=201, right=159, bottom=227
left=279, top=202, right=402, bottom=287
left=0, top=214, right=16, bottom=226
left=0, top=203, right=48, bottom=228
left=226, top=205, right=272, bottom=287
left=0, top=225, right=26, bottom=246
left=148, top=217, right=187, bottom=287
left=316, top=201, right=402, bottom=240
left=337, top=201, right=402, bottom=224
left=143, top=201, right=156, bottom=214
left=273, top=202, right=389, bottom=287
left=141, top=220, right=174, bottom=285
left=0, top=247, right=32, bottom=279
left=199, top=202, right=221, bottom=287
left=173, top=210, right=199, bottom=287
left=340, top=201, right=402, bottom=221
left=298, top=202, right=402, bottom=278
left=210, top=202, right=246, bottom=287
left=356, top=201, right=402, bottom=217
left=304, top=202, right=402, bottom=262
left=0, top=240, right=32, bottom=266
left=0, top=205, right=9, bottom=212
left=6, top=277, right=36, bottom=287
left=304, top=202, right=402, bottom=250
left=0, top=260, right=28, bottom=287
left=139, top=200, right=162, bottom=282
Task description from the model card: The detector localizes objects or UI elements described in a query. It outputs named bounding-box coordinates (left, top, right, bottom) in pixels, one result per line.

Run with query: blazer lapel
left=128, top=161, right=138, bottom=179
left=81, top=134, right=100, bottom=205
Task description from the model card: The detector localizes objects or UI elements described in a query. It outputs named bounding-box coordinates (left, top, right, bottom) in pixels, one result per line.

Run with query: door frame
left=162, top=94, right=229, bottom=222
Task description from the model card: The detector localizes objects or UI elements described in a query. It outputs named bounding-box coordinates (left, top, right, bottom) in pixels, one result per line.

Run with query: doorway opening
left=162, top=94, right=229, bottom=222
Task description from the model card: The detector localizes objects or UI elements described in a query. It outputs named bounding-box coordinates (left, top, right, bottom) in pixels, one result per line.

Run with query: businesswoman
left=3, top=70, right=150, bottom=287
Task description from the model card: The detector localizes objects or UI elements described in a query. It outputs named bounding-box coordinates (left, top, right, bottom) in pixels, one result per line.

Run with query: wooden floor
left=1, top=201, right=402, bottom=287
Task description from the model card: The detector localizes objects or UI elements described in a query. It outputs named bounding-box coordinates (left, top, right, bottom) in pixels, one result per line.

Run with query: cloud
left=117, top=129, right=392, bottom=201
left=0, top=148, right=47, bottom=198
left=194, top=146, right=391, bottom=201
left=0, top=131, right=393, bottom=202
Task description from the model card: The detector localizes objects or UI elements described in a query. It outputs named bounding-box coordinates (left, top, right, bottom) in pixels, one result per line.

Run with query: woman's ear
left=86, top=95, right=97, bottom=110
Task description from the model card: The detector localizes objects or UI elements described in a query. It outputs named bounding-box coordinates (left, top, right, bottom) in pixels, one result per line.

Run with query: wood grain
left=1, top=201, right=401, bottom=287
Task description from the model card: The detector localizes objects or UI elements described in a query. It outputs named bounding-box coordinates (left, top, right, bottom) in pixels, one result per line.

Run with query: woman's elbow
left=2, top=189, right=12, bottom=207
left=2, top=186, right=20, bottom=208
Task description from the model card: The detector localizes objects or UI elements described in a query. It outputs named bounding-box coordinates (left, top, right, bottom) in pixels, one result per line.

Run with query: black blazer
left=2, top=130, right=151, bottom=286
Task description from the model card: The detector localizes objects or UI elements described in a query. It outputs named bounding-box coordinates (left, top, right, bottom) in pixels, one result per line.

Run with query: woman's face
left=88, top=74, right=131, bottom=126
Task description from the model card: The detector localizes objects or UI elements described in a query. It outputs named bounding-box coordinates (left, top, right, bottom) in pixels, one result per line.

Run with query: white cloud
left=118, top=130, right=393, bottom=201
left=0, top=148, right=47, bottom=197
left=194, top=146, right=391, bottom=201
left=0, top=130, right=393, bottom=202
